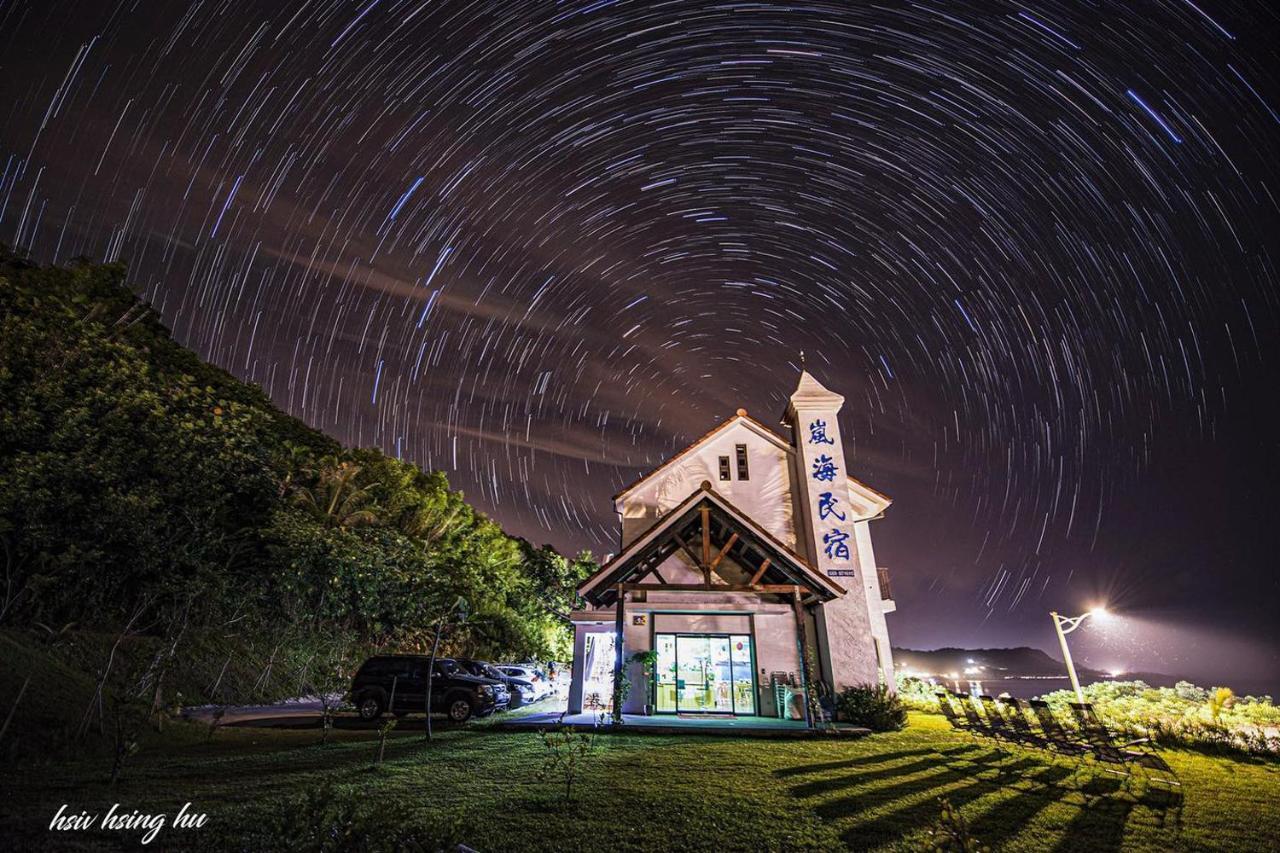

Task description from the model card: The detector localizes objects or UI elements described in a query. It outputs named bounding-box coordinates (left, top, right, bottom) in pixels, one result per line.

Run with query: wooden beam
left=748, top=558, right=772, bottom=587
left=672, top=532, right=706, bottom=571
left=792, top=587, right=815, bottom=729
left=709, top=533, right=739, bottom=571
left=620, top=582, right=812, bottom=595
left=635, top=557, right=667, bottom=584
left=700, top=506, right=711, bottom=568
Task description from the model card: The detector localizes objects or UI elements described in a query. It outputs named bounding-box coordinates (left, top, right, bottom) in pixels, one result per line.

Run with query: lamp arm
left=1055, top=612, right=1091, bottom=634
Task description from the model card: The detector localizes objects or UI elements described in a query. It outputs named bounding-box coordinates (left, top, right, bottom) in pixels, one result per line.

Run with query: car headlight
left=477, top=684, right=494, bottom=697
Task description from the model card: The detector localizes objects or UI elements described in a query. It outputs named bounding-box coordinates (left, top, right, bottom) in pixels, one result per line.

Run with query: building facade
left=567, top=371, right=897, bottom=721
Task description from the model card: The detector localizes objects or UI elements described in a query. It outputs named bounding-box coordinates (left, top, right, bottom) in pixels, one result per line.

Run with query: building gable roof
left=611, top=410, right=793, bottom=503
left=579, top=483, right=847, bottom=606
left=846, top=474, right=893, bottom=519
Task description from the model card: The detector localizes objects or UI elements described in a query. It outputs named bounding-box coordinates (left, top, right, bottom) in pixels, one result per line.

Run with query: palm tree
left=273, top=442, right=314, bottom=499
left=293, top=458, right=381, bottom=528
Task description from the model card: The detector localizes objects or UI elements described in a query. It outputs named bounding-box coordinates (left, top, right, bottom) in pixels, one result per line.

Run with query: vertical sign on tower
left=787, top=371, right=881, bottom=689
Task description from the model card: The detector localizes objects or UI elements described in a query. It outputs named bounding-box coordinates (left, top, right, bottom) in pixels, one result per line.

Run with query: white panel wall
left=619, top=419, right=797, bottom=549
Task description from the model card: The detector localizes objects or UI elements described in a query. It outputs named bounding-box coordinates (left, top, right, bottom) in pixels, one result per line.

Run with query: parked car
left=455, top=658, right=538, bottom=709
left=497, top=664, right=552, bottom=701
left=351, top=655, right=509, bottom=723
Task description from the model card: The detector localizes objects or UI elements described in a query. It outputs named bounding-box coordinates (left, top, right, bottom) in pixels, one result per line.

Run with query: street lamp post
left=1050, top=607, right=1106, bottom=704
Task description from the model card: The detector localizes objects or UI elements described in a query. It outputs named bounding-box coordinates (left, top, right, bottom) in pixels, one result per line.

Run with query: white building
left=567, top=370, right=897, bottom=722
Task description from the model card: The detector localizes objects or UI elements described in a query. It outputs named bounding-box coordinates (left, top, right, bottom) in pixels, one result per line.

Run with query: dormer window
left=718, top=456, right=731, bottom=481
left=735, top=444, right=749, bottom=480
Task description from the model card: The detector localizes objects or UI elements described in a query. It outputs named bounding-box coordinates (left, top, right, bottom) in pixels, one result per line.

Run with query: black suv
left=351, top=655, right=509, bottom=723
left=455, top=658, right=537, bottom=709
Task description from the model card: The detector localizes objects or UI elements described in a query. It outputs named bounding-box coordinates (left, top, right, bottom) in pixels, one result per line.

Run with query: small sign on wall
left=828, top=569, right=856, bottom=578
left=632, top=614, right=647, bottom=626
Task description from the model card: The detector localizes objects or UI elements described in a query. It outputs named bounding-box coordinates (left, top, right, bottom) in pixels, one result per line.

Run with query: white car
left=498, top=665, right=553, bottom=701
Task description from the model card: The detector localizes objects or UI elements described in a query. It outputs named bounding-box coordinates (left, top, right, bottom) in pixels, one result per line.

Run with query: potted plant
left=628, top=650, right=660, bottom=715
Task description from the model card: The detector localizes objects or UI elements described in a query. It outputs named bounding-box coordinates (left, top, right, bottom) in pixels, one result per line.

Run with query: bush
left=1039, top=679, right=1280, bottom=756
left=835, top=683, right=907, bottom=731
left=895, top=674, right=942, bottom=712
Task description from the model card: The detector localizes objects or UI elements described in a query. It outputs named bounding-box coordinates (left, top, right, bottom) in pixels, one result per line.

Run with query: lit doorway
left=581, top=632, right=616, bottom=712
left=654, top=633, right=755, bottom=714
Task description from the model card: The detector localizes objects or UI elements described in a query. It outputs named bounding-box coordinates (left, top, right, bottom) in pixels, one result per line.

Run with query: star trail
left=1, top=0, right=1277, bottom=683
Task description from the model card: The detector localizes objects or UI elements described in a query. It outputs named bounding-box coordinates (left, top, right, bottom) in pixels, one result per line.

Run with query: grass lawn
left=2, top=712, right=1278, bottom=851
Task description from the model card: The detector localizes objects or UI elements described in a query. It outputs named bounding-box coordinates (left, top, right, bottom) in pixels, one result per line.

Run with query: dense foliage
left=835, top=683, right=908, bottom=731
left=1040, top=680, right=1280, bottom=756
left=894, top=674, right=944, bottom=712
left=0, top=249, right=593, bottom=709
left=899, top=669, right=1280, bottom=756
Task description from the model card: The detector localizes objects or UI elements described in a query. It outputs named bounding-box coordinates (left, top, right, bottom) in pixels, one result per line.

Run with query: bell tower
left=786, top=370, right=884, bottom=690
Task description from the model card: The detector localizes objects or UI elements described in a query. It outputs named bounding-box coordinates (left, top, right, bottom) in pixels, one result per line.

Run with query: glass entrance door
left=654, top=632, right=755, bottom=714
left=729, top=634, right=756, bottom=714
left=655, top=634, right=677, bottom=713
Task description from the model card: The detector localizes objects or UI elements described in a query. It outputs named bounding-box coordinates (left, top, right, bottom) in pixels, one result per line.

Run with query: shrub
left=1039, top=679, right=1280, bottom=756
left=536, top=720, right=596, bottom=803
left=895, top=674, right=942, bottom=712
left=835, top=683, right=907, bottom=731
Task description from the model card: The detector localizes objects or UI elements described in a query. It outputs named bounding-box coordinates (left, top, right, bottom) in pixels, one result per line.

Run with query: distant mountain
left=892, top=647, right=1279, bottom=697
left=894, top=646, right=1071, bottom=677
left=893, top=646, right=1177, bottom=687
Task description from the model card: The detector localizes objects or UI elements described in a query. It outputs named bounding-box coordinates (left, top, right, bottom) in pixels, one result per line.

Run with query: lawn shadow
left=812, top=753, right=1038, bottom=818
left=834, top=758, right=1062, bottom=850
left=1049, top=775, right=1134, bottom=853
left=100, top=728, right=485, bottom=809
left=774, top=747, right=941, bottom=778
left=965, top=764, right=1076, bottom=847
left=791, top=749, right=996, bottom=801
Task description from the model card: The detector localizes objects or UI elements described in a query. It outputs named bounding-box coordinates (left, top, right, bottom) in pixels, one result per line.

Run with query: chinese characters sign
left=808, top=419, right=851, bottom=573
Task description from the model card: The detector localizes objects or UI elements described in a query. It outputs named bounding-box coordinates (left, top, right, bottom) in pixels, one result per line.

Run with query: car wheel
left=357, top=695, right=384, bottom=721
left=447, top=695, right=474, bottom=723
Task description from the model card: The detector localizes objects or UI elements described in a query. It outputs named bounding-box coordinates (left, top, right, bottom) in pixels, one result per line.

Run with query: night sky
left=2, top=1, right=1277, bottom=687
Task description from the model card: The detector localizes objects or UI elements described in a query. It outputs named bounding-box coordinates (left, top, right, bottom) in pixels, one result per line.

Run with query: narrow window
left=735, top=444, right=749, bottom=480
left=718, top=455, right=731, bottom=481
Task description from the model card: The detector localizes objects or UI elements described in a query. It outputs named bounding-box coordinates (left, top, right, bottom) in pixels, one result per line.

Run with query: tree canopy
left=0, top=247, right=593, bottom=661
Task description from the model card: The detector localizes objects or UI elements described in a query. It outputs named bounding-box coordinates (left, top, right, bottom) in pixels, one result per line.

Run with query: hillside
left=894, top=646, right=1073, bottom=677
left=0, top=248, right=592, bottom=757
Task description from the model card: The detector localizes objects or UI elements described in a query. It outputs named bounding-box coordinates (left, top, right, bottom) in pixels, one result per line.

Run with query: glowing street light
left=1050, top=606, right=1108, bottom=704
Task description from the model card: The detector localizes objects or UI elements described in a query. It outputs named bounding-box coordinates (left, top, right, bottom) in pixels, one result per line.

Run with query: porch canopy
left=578, top=481, right=846, bottom=607
left=576, top=482, right=843, bottom=726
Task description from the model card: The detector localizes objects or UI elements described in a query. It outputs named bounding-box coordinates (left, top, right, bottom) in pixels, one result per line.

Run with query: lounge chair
left=936, top=692, right=976, bottom=736
left=954, top=693, right=1003, bottom=742
left=996, top=697, right=1052, bottom=750
left=979, top=695, right=1027, bottom=745
left=1068, top=702, right=1180, bottom=786
left=1028, top=700, right=1091, bottom=759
